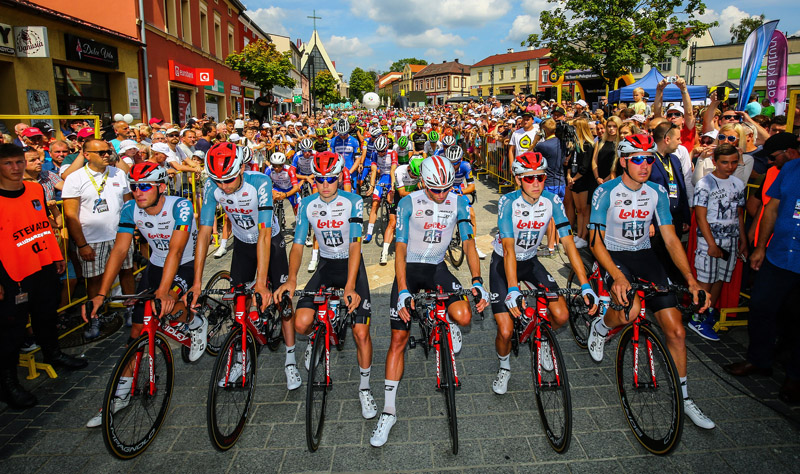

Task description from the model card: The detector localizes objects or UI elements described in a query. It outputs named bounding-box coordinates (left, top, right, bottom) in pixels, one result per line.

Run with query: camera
left=666, top=76, right=677, bottom=84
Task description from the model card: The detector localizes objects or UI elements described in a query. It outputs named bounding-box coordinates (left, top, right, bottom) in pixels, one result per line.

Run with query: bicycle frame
left=416, top=286, right=460, bottom=390
left=517, top=287, right=566, bottom=388
left=605, top=290, right=655, bottom=390
left=303, top=287, right=347, bottom=388
left=219, top=292, right=268, bottom=388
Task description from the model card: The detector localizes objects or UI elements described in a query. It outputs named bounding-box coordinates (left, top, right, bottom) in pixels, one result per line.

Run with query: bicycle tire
left=204, top=270, right=235, bottom=356
left=616, top=323, right=683, bottom=455
left=266, top=309, right=284, bottom=352
left=374, top=199, right=386, bottom=246
left=207, top=326, right=258, bottom=451
left=439, top=327, right=459, bottom=455
left=103, top=334, right=174, bottom=460
left=447, top=227, right=465, bottom=268
left=305, top=325, right=329, bottom=452
left=566, top=270, right=595, bottom=349
left=532, top=324, right=572, bottom=453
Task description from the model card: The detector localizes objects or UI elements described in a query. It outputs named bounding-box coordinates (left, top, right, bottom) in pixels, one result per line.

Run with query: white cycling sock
left=680, top=376, right=688, bottom=399
left=116, top=377, right=133, bottom=397
left=382, top=242, right=390, bottom=253
left=219, top=238, right=228, bottom=248
left=359, top=366, right=371, bottom=391
left=311, top=249, right=319, bottom=260
left=498, top=352, right=511, bottom=371
left=188, top=314, right=203, bottom=330
left=367, top=223, right=375, bottom=235
left=383, top=380, right=399, bottom=415
left=285, top=345, right=296, bottom=366
left=594, top=317, right=610, bottom=336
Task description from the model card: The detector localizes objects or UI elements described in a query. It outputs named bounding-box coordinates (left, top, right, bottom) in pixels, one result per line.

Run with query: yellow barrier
left=476, top=140, right=515, bottom=193
left=0, top=114, right=102, bottom=139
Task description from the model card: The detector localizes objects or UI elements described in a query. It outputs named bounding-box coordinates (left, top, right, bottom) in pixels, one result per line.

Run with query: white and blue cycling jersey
left=119, top=196, right=197, bottom=266
left=396, top=189, right=474, bottom=264
left=293, top=191, right=363, bottom=259
left=493, top=189, right=571, bottom=260
left=330, top=135, right=361, bottom=170
left=589, top=177, right=672, bottom=251
left=424, top=140, right=443, bottom=157
left=199, top=171, right=276, bottom=242
left=292, top=151, right=314, bottom=177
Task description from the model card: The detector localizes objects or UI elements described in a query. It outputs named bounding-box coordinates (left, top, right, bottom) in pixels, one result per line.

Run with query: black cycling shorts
left=230, top=234, right=290, bottom=288
left=488, top=251, right=559, bottom=314
left=296, top=257, right=371, bottom=325
left=603, top=249, right=678, bottom=313
left=389, top=262, right=465, bottom=331
left=133, top=262, right=193, bottom=324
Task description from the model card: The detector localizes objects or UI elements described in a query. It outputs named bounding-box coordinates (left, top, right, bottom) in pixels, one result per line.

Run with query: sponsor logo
left=31, top=199, right=42, bottom=211
left=522, top=211, right=529, bottom=216
left=317, top=220, right=344, bottom=229
left=424, top=222, right=447, bottom=230
left=145, top=222, right=154, bottom=228
left=242, top=192, right=248, bottom=197
left=618, top=209, right=650, bottom=219
left=425, top=209, right=434, bottom=216
left=225, top=206, right=253, bottom=215
left=415, top=210, right=423, bottom=217
left=622, top=221, right=645, bottom=241
left=320, top=211, right=327, bottom=216
left=516, top=220, right=545, bottom=230
left=624, top=199, right=632, bottom=205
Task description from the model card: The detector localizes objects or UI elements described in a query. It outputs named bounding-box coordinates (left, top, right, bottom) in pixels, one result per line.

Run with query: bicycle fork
left=433, top=302, right=459, bottom=390
left=532, top=297, right=563, bottom=388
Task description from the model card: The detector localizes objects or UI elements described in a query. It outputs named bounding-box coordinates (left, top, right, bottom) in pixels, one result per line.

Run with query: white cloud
left=696, top=6, right=759, bottom=44
left=425, top=48, right=444, bottom=59
left=352, top=0, right=511, bottom=33
left=793, top=29, right=800, bottom=38
left=454, top=49, right=466, bottom=58
left=393, top=28, right=464, bottom=48
left=506, top=15, right=541, bottom=42
left=326, top=35, right=374, bottom=58
left=521, top=0, right=549, bottom=15
left=248, top=7, right=289, bottom=36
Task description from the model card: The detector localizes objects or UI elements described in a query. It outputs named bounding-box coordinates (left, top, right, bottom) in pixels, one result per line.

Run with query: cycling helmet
left=269, top=152, right=286, bottom=165
left=408, top=157, right=423, bottom=177
left=347, top=115, right=357, bottom=124
left=335, top=119, right=350, bottom=135
left=299, top=138, right=314, bottom=151
left=416, top=119, right=424, bottom=127
left=441, top=135, right=456, bottom=147
left=428, top=130, right=440, bottom=142
left=315, top=127, right=327, bottom=137
left=370, top=117, right=380, bottom=124
left=512, top=152, right=548, bottom=176
left=397, top=136, right=409, bottom=149
left=444, top=145, right=464, bottom=164
left=420, top=156, right=455, bottom=190
left=374, top=135, right=389, bottom=153
left=381, top=125, right=390, bottom=133
left=369, top=126, right=382, bottom=137
left=312, top=151, right=344, bottom=177
left=128, top=162, right=168, bottom=184
left=207, top=142, right=243, bottom=181
left=617, top=134, right=657, bottom=156
left=238, top=145, right=253, bottom=164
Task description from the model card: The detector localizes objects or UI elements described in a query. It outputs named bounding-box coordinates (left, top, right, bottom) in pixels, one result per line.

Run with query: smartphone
left=719, top=248, right=731, bottom=260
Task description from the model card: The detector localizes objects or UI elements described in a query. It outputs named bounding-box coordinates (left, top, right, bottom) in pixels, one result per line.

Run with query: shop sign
left=14, top=26, right=49, bottom=58
left=244, top=88, right=255, bottom=99
left=169, top=60, right=215, bottom=86
left=127, top=78, right=141, bottom=119
left=0, top=23, right=15, bottom=55
left=26, top=90, right=53, bottom=127
left=564, top=70, right=599, bottom=81
left=293, top=96, right=302, bottom=104
left=204, top=79, right=224, bottom=93
left=64, top=34, right=119, bottom=69
left=176, top=89, right=192, bottom=125
left=230, top=84, right=241, bottom=95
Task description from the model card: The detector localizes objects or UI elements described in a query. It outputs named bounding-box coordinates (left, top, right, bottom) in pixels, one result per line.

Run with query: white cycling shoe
left=379, top=250, right=389, bottom=265
left=370, top=412, right=397, bottom=447
left=476, top=248, right=487, bottom=260
left=684, top=398, right=715, bottom=429
left=587, top=317, right=606, bottom=363
left=307, top=258, right=318, bottom=272
left=213, top=245, right=227, bottom=259
left=188, top=315, right=208, bottom=362
left=86, top=395, right=130, bottom=428
left=449, top=323, right=462, bottom=354
left=359, top=389, right=378, bottom=419
left=492, top=368, right=511, bottom=395
left=285, top=364, right=302, bottom=391
left=539, top=340, right=554, bottom=372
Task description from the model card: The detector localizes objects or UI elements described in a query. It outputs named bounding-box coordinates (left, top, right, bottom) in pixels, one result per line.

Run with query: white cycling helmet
left=269, top=152, right=286, bottom=165
left=369, top=126, right=382, bottom=137
left=374, top=135, right=389, bottom=152
left=335, top=119, right=350, bottom=135
left=420, top=156, right=455, bottom=190
left=444, top=145, right=463, bottom=164
left=441, top=135, right=456, bottom=147
left=299, top=138, right=314, bottom=151
left=238, top=146, right=253, bottom=164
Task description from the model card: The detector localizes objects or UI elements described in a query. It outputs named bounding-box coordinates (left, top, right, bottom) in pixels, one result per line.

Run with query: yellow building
left=399, top=63, right=426, bottom=96
left=470, top=48, right=549, bottom=97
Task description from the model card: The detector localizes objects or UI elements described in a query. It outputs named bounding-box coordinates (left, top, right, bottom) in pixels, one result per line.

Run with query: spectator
left=44, top=140, right=69, bottom=175
left=151, top=130, right=167, bottom=144
left=59, top=127, right=96, bottom=178
left=760, top=99, right=775, bottom=118
left=508, top=112, right=539, bottom=165
left=148, top=117, right=164, bottom=134
left=769, top=116, right=787, bottom=136
left=177, top=129, right=196, bottom=160
left=109, top=121, right=130, bottom=153
left=724, top=133, right=800, bottom=403
left=118, top=140, right=141, bottom=168
left=23, top=146, right=63, bottom=203
left=195, top=122, right=216, bottom=153
left=569, top=119, right=595, bottom=248
left=12, top=123, right=27, bottom=147
left=631, top=87, right=647, bottom=116
left=0, top=144, right=87, bottom=410
left=574, top=100, right=592, bottom=120
left=743, top=93, right=762, bottom=117
left=654, top=76, right=696, bottom=151
left=137, top=125, right=153, bottom=145
left=62, top=139, right=136, bottom=302
left=533, top=118, right=567, bottom=255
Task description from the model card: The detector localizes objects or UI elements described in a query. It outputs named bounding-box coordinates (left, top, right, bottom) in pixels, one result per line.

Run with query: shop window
left=53, top=65, right=111, bottom=121
left=180, top=0, right=191, bottom=44
left=199, top=2, right=209, bottom=53
left=214, top=12, right=222, bottom=59
left=657, top=59, right=671, bottom=72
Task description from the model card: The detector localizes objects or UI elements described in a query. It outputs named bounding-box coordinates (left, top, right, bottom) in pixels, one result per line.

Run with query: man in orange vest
left=0, top=144, right=88, bottom=410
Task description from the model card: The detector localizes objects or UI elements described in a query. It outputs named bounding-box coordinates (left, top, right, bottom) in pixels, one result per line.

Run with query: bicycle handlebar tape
left=154, top=299, right=162, bottom=317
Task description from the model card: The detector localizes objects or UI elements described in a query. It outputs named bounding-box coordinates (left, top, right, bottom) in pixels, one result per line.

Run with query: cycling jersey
left=493, top=189, right=571, bottom=260
left=329, top=135, right=361, bottom=169
left=119, top=196, right=197, bottom=266
left=365, top=136, right=377, bottom=155
left=424, top=141, right=443, bottom=156
left=200, top=171, right=275, bottom=243
left=313, top=138, right=329, bottom=153
left=452, top=160, right=474, bottom=188
left=395, top=189, right=473, bottom=264
left=265, top=164, right=299, bottom=191
left=292, top=152, right=314, bottom=176
left=373, top=150, right=398, bottom=176
left=293, top=191, right=363, bottom=259
left=394, top=164, right=418, bottom=192
left=395, top=142, right=412, bottom=164
left=409, top=132, right=428, bottom=152
left=589, top=177, right=672, bottom=251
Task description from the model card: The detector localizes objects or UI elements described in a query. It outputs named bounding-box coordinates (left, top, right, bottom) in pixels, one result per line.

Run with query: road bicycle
left=406, top=287, right=478, bottom=455
left=294, top=287, right=355, bottom=452
left=372, top=182, right=393, bottom=247
left=566, top=261, right=602, bottom=349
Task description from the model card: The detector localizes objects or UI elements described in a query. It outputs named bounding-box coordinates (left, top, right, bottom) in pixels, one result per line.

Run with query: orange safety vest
left=753, top=166, right=779, bottom=245
left=0, top=182, right=63, bottom=282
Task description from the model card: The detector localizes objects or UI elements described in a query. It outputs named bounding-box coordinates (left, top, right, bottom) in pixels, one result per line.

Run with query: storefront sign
left=64, top=34, right=119, bottom=69
left=205, top=79, right=224, bottom=93
left=293, top=95, right=302, bottom=104
left=175, top=89, right=192, bottom=125
left=169, top=60, right=215, bottom=86
left=0, top=23, right=15, bottom=55
left=564, top=70, right=599, bottom=81
left=14, top=26, right=49, bottom=58
left=244, top=88, right=255, bottom=99
left=26, top=90, right=53, bottom=127
left=230, top=84, right=241, bottom=95
left=127, top=78, right=141, bottom=119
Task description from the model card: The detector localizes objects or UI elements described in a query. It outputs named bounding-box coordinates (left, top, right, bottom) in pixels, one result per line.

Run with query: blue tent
left=608, top=68, right=707, bottom=104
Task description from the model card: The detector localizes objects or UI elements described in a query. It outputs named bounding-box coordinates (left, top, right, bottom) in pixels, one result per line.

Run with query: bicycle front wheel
left=616, top=323, right=683, bottom=455
left=103, top=334, right=174, bottom=460
left=566, top=270, right=595, bottom=349
left=306, top=325, right=329, bottom=451
left=203, top=270, right=235, bottom=356
left=532, top=324, right=572, bottom=453
left=207, top=326, right=258, bottom=450
left=447, top=228, right=465, bottom=268
left=439, top=329, right=459, bottom=455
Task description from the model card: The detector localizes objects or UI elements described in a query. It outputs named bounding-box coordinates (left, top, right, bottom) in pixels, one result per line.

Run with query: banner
left=766, top=30, right=788, bottom=116
left=737, top=20, right=779, bottom=111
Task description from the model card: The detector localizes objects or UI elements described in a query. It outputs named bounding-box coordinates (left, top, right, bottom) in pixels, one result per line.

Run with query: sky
left=243, top=0, right=799, bottom=80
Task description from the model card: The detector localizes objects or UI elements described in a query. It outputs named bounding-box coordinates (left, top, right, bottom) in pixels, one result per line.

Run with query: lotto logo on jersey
left=317, top=220, right=344, bottom=229
left=622, top=221, right=645, bottom=241
left=225, top=206, right=254, bottom=215
left=424, top=222, right=447, bottom=230
left=516, top=220, right=545, bottom=230
left=516, top=231, right=539, bottom=249
left=177, top=201, right=192, bottom=221
left=619, top=209, right=650, bottom=220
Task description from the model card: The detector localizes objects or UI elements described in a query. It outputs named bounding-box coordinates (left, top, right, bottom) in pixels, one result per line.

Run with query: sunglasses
left=700, top=137, right=715, bottom=145
left=130, top=183, right=154, bottom=192
left=213, top=176, right=238, bottom=184
left=520, top=174, right=546, bottom=184
left=428, top=186, right=451, bottom=194
left=721, top=114, right=737, bottom=120
left=717, top=134, right=738, bottom=143
left=666, top=112, right=683, bottom=118
left=627, top=155, right=656, bottom=165
left=314, top=176, right=338, bottom=184
left=87, top=150, right=113, bottom=156
left=166, top=133, right=180, bottom=137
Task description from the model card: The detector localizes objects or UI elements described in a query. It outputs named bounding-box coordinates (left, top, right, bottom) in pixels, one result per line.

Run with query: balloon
left=123, top=114, right=134, bottom=124
left=363, top=92, right=379, bottom=110
left=113, top=113, right=123, bottom=122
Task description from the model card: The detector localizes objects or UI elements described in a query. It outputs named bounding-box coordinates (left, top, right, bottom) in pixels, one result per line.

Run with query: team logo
left=242, top=192, right=248, bottom=197
left=519, top=135, right=532, bottom=149
left=227, top=199, right=234, bottom=204
left=415, top=210, right=423, bottom=217
left=145, top=222, right=154, bottom=228
left=425, top=209, right=434, bottom=216
left=522, top=211, right=529, bottom=216
left=516, top=230, right=539, bottom=249
left=31, top=199, right=42, bottom=210
left=622, top=221, right=645, bottom=241
left=624, top=200, right=632, bottom=205
left=320, top=211, right=327, bottom=216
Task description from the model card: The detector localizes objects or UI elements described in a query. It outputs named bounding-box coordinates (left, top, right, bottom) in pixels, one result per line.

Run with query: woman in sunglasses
left=489, top=152, right=598, bottom=395
left=693, top=123, right=746, bottom=185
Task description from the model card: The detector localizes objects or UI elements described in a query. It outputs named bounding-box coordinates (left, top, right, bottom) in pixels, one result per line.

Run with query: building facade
left=377, top=71, right=402, bottom=103
left=471, top=47, right=548, bottom=98
left=399, top=63, right=426, bottom=97
left=299, top=29, right=342, bottom=109
left=413, top=60, right=470, bottom=105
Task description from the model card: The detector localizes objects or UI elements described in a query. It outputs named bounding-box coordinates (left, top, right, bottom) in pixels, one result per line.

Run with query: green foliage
left=389, top=58, right=428, bottom=73
left=313, top=71, right=339, bottom=105
left=349, top=67, right=375, bottom=101
left=225, top=39, right=296, bottom=93
left=730, top=14, right=766, bottom=43
left=523, top=0, right=718, bottom=86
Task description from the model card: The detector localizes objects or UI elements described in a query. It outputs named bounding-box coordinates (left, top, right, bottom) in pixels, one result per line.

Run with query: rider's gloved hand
left=397, top=289, right=412, bottom=313
left=472, top=282, right=490, bottom=304
left=581, top=283, right=598, bottom=305
left=504, top=286, right=522, bottom=311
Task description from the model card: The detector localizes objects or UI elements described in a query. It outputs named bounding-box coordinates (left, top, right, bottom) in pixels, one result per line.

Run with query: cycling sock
left=383, top=380, right=399, bottom=415
left=285, top=345, right=296, bottom=366
left=116, top=377, right=133, bottom=397
left=311, top=249, right=319, bottom=260
left=359, top=366, right=371, bottom=391
left=498, top=352, right=511, bottom=371
left=382, top=242, right=390, bottom=253
left=220, top=238, right=228, bottom=248
left=594, top=317, right=610, bottom=336
left=367, top=223, right=374, bottom=235
left=188, top=314, right=203, bottom=331
left=680, top=377, right=688, bottom=399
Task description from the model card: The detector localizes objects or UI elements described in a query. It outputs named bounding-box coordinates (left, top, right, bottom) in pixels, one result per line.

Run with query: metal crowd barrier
left=473, top=139, right=514, bottom=193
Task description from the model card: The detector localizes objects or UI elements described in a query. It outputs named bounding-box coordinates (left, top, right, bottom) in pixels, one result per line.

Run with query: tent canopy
left=608, top=68, right=707, bottom=104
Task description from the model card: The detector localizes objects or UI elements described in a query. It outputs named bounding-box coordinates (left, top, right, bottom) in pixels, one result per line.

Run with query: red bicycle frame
left=306, top=287, right=347, bottom=387
left=518, top=287, right=565, bottom=388
left=217, top=291, right=269, bottom=388
left=421, top=286, right=460, bottom=390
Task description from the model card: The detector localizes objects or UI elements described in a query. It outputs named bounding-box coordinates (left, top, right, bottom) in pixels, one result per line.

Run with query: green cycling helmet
left=315, top=127, right=326, bottom=136
left=397, top=135, right=409, bottom=148
left=428, top=130, right=440, bottom=142
left=409, top=157, right=424, bottom=177
left=347, top=115, right=357, bottom=124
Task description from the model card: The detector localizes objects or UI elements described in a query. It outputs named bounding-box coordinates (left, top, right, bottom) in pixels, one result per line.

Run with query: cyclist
left=265, top=152, right=301, bottom=216
left=409, top=120, right=428, bottom=158
left=292, top=138, right=316, bottom=189
left=424, top=130, right=442, bottom=157
left=440, top=134, right=457, bottom=153
left=370, top=156, right=490, bottom=447
left=443, top=145, right=486, bottom=259
left=330, top=119, right=364, bottom=189
left=376, top=157, right=424, bottom=265
left=306, top=155, right=353, bottom=273
left=490, top=152, right=598, bottom=394
left=586, top=134, right=714, bottom=429
left=358, top=126, right=383, bottom=193
left=395, top=135, right=412, bottom=166
left=313, top=128, right=329, bottom=153
left=363, top=136, right=397, bottom=244
left=84, top=162, right=206, bottom=427
left=274, top=151, right=377, bottom=421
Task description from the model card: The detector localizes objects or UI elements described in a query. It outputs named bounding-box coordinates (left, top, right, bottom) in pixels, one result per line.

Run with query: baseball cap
left=630, top=114, right=646, bottom=124
left=575, top=99, right=588, bottom=107
left=165, top=128, right=180, bottom=135
left=32, top=122, right=54, bottom=133
left=753, top=132, right=799, bottom=160
left=701, top=130, right=718, bottom=140
left=192, top=150, right=206, bottom=159
left=118, top=139, right=139, bottom=154
left=521, top=112, right=533, bottom=118
left=552, top=107, right=566, bottom=116
left=77, top=127, right=95, bottom=139
left=666, top=104, right=685, bottom=115
left=229, top=133, right=241, bottom=142
left=148, top=117, right=164, bottom=126
left=151, top=142, right=171, bottom=155
left=21, top=127, right=43, bottom=138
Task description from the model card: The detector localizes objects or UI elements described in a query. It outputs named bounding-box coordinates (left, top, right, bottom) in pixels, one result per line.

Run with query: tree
left=225, top=39, right=295, bottom=93
left=523, top=0, right=717, bottom=87
left=349, top=67, right=375, bottom=101
left=730, top=14, right=766, bottom=43
left=313, top=71, right=339, bottom=105
left=389, top=58, right=428, bottom=73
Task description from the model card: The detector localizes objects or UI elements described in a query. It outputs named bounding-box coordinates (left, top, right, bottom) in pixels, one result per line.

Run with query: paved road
left=1, top=175, right=798, bottom=473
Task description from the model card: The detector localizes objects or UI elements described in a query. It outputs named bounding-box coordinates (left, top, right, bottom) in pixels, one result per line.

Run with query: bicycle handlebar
left=84, top=289, right=162, bottom=321
left=403, top=288, right=480, bottom=310
left=515, top=288, right=583, bottom=311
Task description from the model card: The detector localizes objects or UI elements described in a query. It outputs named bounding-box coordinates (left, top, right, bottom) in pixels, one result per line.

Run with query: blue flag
left=737, top=20, right=779, bottom=111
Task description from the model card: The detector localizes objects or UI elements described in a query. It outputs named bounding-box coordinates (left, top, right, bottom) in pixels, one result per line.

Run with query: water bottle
left=598, top=295, right=611, bottom=318
left=248, top=306, right=261, bottom=331
left=329, top=299, right=340, bottom=331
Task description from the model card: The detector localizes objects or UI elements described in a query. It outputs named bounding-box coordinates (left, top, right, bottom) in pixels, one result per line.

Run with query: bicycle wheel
left=203, top=270, right=235, bottom=356
left=305, top=325, right=329, bottom=452
left=566, top=270, right=595, bottom=349
left=532, top=324, right=572, bottom=453
left=265, top=307, right=284, bottom=352
left=103, top=334, right=174, bottom=459
left=447, top=228, right=465, bottom=268
left=207, top=326, right=258, bottom=450
left=374, top=200, right=387, bottom=246
left=616, top=323, right=683, bottom=455
left=439, top=328, right=459, bottom=455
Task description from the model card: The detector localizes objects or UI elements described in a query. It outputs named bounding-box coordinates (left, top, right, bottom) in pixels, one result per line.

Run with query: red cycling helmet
left=512, top=152, right=548, bottom=175
left=128, top=162, right=169, bottom=183
left=312, top=151, right=344, bottom=177
left=618, top=133, right=657, bottom=155
left=206, top=142, right=243, bottom=181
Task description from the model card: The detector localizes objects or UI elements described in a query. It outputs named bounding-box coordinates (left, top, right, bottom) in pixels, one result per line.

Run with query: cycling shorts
left=488, top=251, right=559, bottom=314
left=373, top=174, right=392, bottom=200
left=133, top=262, right=193, bottom=324
left=230, top=234, right=290, bottom=288
left=296, top=257, right=371, bottom=325
left=358, top=166, right=372, bottom=183
left=274, top=187, right=300, bottom=209
left=603, top=249, right=677, bottom=313
left=389, top=262, right=466, bottom=331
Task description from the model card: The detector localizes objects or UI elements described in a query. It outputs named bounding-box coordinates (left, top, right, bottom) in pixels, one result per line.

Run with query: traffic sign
left=293, top=95, right=302, bottom=104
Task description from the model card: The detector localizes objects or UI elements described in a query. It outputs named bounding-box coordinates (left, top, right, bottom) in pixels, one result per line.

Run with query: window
left=477, top=72, right=483, bottom=83
left=228, top=23, right=235, bottom=55
left=199, top=3, right=209, bottom=53
left=541, top=70, right=548, bottom=83
left=630, top=66, right=643, bottom=74
left=657, top=59, right=671, bottom=72
left=53, top=65, right=111, bottom=119
left=444, top=77, right=448, bottom=90
left=511, top=67, right=516, bottom=79
left=462, top=77, right=466, bottom=88
left=164, top=0, right=177, bottom=35
left=437, top=78, right=441, bottom=88
left=214, top=12, right=222, bottom=59
left=499, top=69, right=504, bottom=80
left=180, top=0, right=191, bottom=43
left=243, top=36, right=249, bottom=48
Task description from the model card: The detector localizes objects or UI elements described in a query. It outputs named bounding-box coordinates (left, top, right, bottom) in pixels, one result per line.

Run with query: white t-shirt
left=62, top=165, right=130, bottom=243
left=692, top=173, right=745, bottom=247
left=509, top=127, right=540, bottom=158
